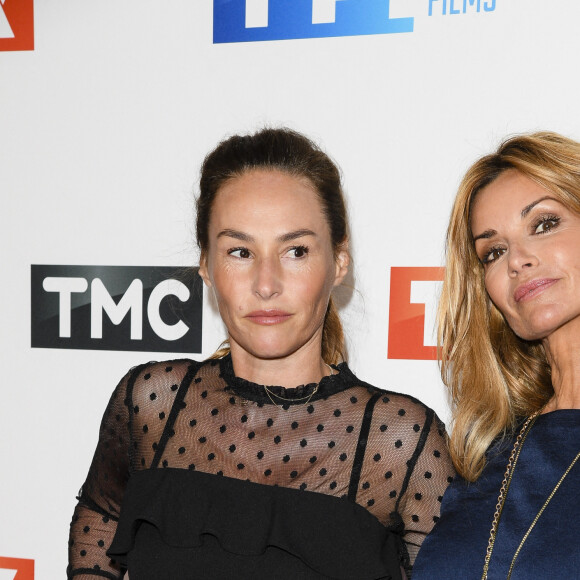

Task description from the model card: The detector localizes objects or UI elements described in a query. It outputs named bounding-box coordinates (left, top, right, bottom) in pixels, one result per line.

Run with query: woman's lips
left=514, top=278, right=558, bottom=303
left=245, top=310, right=292, bottom=325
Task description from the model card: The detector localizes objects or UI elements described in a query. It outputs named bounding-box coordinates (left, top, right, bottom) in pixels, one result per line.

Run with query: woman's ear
left=198, top=252, right=212, bottom=288
left=333, top=240, right=350, bottom=287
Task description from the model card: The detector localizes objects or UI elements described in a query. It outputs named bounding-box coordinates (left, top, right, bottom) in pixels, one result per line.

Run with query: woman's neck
left=229, top=340, right=331, bottom=389
left=542, top=321, right=580, bottom=412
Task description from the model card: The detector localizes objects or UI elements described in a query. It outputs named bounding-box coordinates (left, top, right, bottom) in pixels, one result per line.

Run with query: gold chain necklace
left=481, top=409, right=580, bottom=580
left=263, top=363, right=334, bottom=410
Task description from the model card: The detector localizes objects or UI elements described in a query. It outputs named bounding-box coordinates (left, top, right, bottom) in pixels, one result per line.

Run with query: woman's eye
left=482, top=247, right=505, bottom=264
left=228, top=247, right=251, bottom=259
left=288, top=245, right=309, bottom=258
left=534, top=216, right=560, bottom=234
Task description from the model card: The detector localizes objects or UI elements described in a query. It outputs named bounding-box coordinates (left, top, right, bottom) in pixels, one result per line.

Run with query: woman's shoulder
left=346, top=367, right=443, bottom=428
left=372, top=387, right=445, bottom=440
left=348, top=372, right=452, bottom=480
left=121, top=357, right=218, bottom=409
left=131, top=356, right=205, bottom=376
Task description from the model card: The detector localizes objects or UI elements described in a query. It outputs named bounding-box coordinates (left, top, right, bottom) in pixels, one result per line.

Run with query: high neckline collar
left=218, top=353, right=357, bottom=406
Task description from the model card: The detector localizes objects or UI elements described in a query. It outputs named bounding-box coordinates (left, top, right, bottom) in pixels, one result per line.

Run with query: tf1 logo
left=0, top=0, right=34, bottom=51
left=31, top=265, right=203, bottom=354
left=388, top=267, right=444, bottom=360
left=213, top=0, right=414, bottom=43
left=0, top=556, right=34, bottom=580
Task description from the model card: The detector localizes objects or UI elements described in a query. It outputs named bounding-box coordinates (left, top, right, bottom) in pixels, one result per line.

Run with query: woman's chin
left=231, top=339, right=304, bottom=362
left=510, top=310, right=575, bottom=342
left=251, top=346, right=299, bottom=361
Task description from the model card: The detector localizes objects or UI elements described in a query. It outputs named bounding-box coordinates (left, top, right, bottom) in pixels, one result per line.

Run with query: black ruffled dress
left=68, top=356, right=454, bottom=579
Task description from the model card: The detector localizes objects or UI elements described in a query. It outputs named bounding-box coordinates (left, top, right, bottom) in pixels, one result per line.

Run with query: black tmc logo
left=31, top=265, right=203, bottom=353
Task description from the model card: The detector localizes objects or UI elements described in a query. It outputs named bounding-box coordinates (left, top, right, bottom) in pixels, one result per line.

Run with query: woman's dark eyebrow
left=473, top=229, right=496, bottom=243
left=216, top=229, right=317, bottom=243
left=521, top=196, right=556, bottom=217
left=278, top=229, right=317, bottom=242
left=217, top=229, right=253, bottom=242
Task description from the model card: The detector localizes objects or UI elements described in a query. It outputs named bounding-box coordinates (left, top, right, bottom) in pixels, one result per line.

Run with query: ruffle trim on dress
left=108, top=469, right=405, bottom=580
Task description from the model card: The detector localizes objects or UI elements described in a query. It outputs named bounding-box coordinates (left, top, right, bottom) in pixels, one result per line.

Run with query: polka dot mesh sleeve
left=342, top=391, right=454, bottom=573
left=68, top=368, right=134, bottom=579
left=68, top=362, right=192, bottom=578
left=387, top=403, right=453, bottom=567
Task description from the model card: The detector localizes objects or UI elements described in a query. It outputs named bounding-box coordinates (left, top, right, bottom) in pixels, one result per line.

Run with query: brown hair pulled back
left=196, top=127, right=349, bottom=364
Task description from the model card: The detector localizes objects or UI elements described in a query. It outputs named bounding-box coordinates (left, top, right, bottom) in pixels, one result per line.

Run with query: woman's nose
left=508, top=243, right=538, bottom=276
left=252, top=257, right=282, bottom=299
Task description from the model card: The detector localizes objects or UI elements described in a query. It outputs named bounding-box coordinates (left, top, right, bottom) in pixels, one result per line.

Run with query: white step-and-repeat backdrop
left=2, top=1, right=580, bottom=577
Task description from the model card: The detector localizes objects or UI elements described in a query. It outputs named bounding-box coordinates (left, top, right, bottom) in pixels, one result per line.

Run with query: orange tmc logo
left=0, top=0, right=34, bottom=51
left=388, top=267, right=444, bottom=360
left=0, top=557, right=34, bottom=580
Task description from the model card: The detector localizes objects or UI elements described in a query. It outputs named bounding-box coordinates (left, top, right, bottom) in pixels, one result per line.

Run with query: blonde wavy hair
left=439, top=131, right=580, bottom=481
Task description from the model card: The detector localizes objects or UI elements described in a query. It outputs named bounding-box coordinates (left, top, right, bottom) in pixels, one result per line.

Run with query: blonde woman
left=413, top=132, right=580, bottom=579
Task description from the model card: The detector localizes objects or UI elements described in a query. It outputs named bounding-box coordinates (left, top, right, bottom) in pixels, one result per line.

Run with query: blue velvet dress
left=413, top=410, right=580, bottom=579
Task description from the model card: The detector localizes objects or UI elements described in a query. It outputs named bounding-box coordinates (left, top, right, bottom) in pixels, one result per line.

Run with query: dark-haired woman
left=68, top=128, right=454, bottom=580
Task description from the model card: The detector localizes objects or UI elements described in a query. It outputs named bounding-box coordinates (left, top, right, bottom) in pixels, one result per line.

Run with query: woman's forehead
left=209, top=170, right=328, bottom=234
